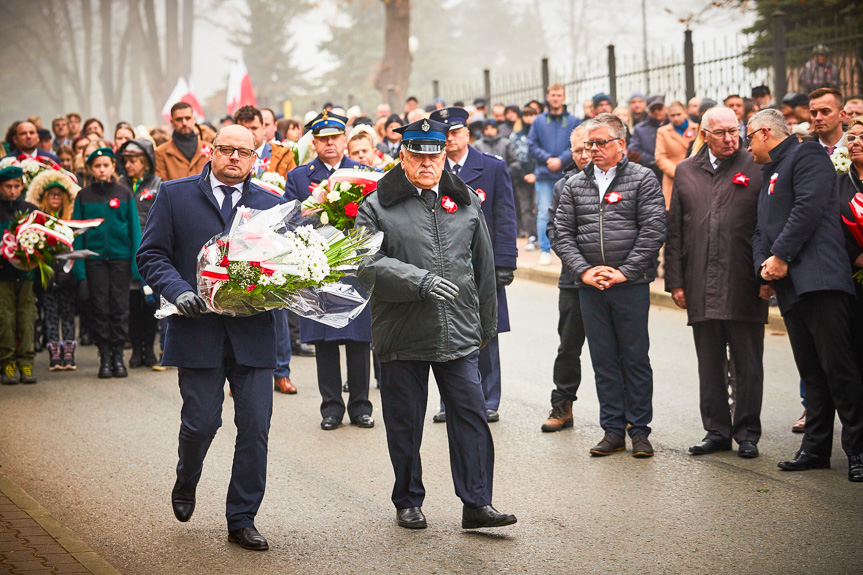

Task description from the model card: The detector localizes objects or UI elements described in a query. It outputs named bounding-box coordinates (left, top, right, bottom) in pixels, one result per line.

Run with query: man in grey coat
left=665, top=107, right=769, bottom=459
left=356, top=118, right=517, bottom=530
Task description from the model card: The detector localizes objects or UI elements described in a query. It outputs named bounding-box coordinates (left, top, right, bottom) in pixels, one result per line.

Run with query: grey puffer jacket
left=357, top=165, right=497, bottom=362
left=552, top=157, right=666, bottom=286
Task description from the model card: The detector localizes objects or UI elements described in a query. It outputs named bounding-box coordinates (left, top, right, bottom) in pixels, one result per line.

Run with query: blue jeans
left=535, top=178, right=555, bottom=253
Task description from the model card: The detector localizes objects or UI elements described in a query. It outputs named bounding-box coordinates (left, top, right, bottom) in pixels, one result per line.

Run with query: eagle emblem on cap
left=421, top=120, right=430, bottom=132
left=439, top=108, right=449, bottom=119
left=322, top=111, right=329, bottom=121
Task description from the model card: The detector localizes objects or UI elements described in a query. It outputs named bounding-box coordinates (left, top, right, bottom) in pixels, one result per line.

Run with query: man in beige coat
left=655, top=101, right=698, bottom=209
left=155, top=102, right=209, bottom=182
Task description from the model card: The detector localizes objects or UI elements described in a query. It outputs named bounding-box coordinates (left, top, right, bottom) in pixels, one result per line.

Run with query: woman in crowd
left=26, top=170, right=80, bottom=370
left=117, top=139, right=162, bottom=369
left=113, top=122, right=135, bottom=152
left=71, top=147, right=141, bottom=379
left=838, top=117, right=863, bottom=378
left=55, top=144, right=75, bottom=173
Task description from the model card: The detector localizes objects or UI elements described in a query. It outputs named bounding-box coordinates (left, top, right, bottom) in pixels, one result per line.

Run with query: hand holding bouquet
left=301, top=168, right=383, bottom=230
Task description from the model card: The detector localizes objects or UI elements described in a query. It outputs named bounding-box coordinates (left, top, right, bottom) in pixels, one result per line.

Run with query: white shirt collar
left=448, top=148, right=469, bottom=170
left=209, top=171, right=242, bottom=195
left=820, top=134, right=845, bottom=149
left=322, top=158, right=341, bottom=172
left=413, top=183, right=440, bottom=197
left=255, top=142, right=266, bottom=157
left=595, top=165, right=616, bottom=179
left=708, top=150, right=720, bottom=169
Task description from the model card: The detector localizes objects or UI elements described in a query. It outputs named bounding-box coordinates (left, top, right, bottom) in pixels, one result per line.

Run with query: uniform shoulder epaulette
left=482, top=152, right=504, bottom=162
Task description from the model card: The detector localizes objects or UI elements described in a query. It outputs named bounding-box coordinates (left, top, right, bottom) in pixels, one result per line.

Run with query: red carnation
left=33, top=213, right=46, bottom=225
left=344, top=202, right=359, bottom=217
left=46, top=236, right=57, bottom=246
left=219, top=255, right=229, bottom=267
left=249, top=261, right=261, bottom=268
left=246, top=284, right=257, bottom=291
left=261, top=267, right=274, bottom=276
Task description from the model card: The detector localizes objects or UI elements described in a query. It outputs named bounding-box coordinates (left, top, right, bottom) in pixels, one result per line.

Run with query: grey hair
left=700, top=106, right=737, bottom=131
left=584, top=113, right=627, bottom=140
left=747, top=109, right=790, bottom=137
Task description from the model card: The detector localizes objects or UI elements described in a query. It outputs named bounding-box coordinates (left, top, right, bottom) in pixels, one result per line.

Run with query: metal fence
left=417, top=11, right=863, bottom=110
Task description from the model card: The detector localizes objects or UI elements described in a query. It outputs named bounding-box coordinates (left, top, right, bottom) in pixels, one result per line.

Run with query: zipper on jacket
left=429, top=200, right=450, bottom=350
left=599, top=201, right=607, bottom=266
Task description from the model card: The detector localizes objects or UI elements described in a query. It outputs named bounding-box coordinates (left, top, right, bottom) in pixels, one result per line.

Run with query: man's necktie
left=420, top=189, right=436, bottom=210
left=218, top=185, right=234, bottom=222
left=451, top=163, right=461, bottom=177
left=827, top=145, right=836, bottom=156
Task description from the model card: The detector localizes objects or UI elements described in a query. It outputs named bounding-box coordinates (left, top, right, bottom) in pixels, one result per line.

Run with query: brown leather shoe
left=792, top=410, right=806, bottom=433
left=541, top=401, right=573, bottom=432
left=274, top=377, right=297, bottom=394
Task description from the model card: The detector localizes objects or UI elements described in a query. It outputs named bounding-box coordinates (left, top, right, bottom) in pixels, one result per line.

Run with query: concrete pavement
left=1, top=269, right=861, bottom=574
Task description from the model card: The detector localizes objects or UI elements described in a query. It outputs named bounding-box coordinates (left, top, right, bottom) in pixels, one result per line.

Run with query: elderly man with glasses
left=138, top=124, right=287, bottom=550
left=552, top=113, right=666, bottom=458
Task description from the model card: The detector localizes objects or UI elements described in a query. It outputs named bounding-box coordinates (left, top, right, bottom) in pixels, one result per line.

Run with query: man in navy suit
left=5, top=120, right=61, bottom=164
left=429, top=107, right=518, bottom=423
left=137, top=125, right=285, bottom=549
left=283, top=110, right=364, bottom=202
left=747, top=108, right=863, bottom=482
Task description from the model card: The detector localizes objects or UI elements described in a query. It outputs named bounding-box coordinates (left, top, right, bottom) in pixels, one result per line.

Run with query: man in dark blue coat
left=430, top=107, right=518, bottom=423
left=5, top=120, right=61, bottom=164
left=747, top=108, right=863, bottom=482
left=137, top=125, right=285, bottom=549
left=283, top=111, right=364, bottom=202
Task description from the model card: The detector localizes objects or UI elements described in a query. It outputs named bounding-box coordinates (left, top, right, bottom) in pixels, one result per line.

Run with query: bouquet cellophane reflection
left=156, top=200, right=382, bottom=328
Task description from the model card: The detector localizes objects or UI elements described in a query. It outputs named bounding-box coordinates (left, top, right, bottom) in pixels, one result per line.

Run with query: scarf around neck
left=173, top=131, right=199, bottom=162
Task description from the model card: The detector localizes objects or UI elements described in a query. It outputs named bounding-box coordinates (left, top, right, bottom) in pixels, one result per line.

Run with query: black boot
left=129, top=342, right=143, bottom=368
left=98, top=348, right=113, bottom=378
left=112, top=347, right=128, bottom=378
left=142, top=343, right=158, bottom=368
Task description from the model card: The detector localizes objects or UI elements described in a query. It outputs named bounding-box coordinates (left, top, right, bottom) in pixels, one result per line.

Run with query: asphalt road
left=1, top=278, right=861, bottom=574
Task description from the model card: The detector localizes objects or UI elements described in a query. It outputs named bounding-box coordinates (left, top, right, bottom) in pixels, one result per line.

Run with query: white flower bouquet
left=831, top=146, right=851, bottom=174
left=156, top=200, right=382, bottom=327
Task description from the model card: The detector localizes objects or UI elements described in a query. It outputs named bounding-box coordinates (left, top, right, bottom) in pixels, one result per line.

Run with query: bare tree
left=374, top=0, right=411, bottom=109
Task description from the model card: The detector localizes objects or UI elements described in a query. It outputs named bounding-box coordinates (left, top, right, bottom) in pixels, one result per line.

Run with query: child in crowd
left=0, top=165, right=39, bottom=384
left=72, top=147, right=141, bottom=379
left=27, top=170, right=80, bottom=371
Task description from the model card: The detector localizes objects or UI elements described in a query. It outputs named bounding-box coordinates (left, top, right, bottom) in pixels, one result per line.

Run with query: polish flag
left=226, top=58, right=257, bottom=117
left=161, top=77, right=205, bottom=121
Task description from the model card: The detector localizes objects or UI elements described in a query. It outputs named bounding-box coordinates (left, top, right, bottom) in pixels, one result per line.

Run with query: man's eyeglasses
left=743, top=128, right=767, bottom=147
left=584, top=138, right=620, bottom=150
left=703, top=128, right=740, bottom=140
left=213, top=145, right=255, bottom=160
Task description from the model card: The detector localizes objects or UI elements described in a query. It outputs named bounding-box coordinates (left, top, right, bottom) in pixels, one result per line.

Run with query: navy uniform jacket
left=136, top=163, right=286, bottom=368
left=452, top=146, right=518, bottom=332
left=283, top=156, right=363, bottom=202
left=752, top=136, right=854, bottom=315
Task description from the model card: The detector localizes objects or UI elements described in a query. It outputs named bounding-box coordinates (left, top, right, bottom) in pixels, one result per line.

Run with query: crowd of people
left=2, top=59, right=862, bottom=547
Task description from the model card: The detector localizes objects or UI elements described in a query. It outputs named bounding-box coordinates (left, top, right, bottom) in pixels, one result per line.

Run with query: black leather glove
left=174, top=291, right=207, bottom=318
left=495, top=267, right=515, bottom=290
left=421, top=275, right=459, bottom=302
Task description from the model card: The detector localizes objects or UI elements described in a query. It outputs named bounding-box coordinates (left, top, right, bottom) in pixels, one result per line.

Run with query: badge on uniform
left=441, top=196, right=458, bottom=212
left=732, top=172, right=749, bottom=186
left=109, top=197, right=120, bottom=209
left=768, top=173, right=778, bottom=195
left=605, top=191, right=621, bottom=204
left=476, top=189, right=486, bottom=203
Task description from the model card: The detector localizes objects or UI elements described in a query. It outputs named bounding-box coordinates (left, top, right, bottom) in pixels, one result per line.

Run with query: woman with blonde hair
left=26, top=170, right=81, bottom=370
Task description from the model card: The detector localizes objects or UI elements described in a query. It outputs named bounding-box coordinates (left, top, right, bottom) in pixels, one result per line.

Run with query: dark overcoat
left=752, top=136, right=854, bottom=315
left=283, top=156, right=363, bottom=202
left=665, top=144, right=768, bottom=325
left=455, top=146, right=518, bottom=332
left=136, top=163, right=285, bottom=368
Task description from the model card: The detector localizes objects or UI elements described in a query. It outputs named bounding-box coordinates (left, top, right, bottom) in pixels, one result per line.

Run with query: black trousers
left=691, top=320, right=764, bottom=444
left=852, top=284, right=863, bottom=380
left=551, top=288, right=585, bottom=406
left=129, top=289, right=157, bottom=348
left=84, top=259, right=131, bottom=348
left=315, top=340, right=372, bottom=420
left=380, top=351, right=493, bottom=510
left=784, top=291, right=863, bottom=458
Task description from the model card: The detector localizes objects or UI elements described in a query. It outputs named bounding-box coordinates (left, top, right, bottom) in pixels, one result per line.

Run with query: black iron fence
left=415, top=11, right=863, bottom=111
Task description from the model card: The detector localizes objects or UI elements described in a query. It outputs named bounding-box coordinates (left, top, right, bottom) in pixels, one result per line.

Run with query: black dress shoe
left=291, top=340, right=316, bottom=356
left=171, top=479, right=196, bottom=522
left=462, top=505, right=517, bottom=529
left=396, top=507, right=427, bottom=529
left=350, top=414, right=375, bottom=428
left=432, top=410, right=446, bottom=423
left=737, top=440, right=759, bottom=459
left=321, top=415, right=341, bottom=430
left=688, top=437, right=732, bottom=455
left=228, top=526, right=269, bottom=550
left=486, top=409, right=499, bottom=423
left=848, top=454, right=863, bottom=482
left=778, top=449, right=830, bottom=471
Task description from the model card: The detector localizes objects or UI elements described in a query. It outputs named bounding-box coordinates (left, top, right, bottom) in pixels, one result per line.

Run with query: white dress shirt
left=209, top=172, right=242, bottom=208
left=708, top=150, right=720, bottom=170
left=594, top=165, right=617, bottom=198
left=413, top=183, right=440, bottom=197
left=447, top=148, right=469, bottom=173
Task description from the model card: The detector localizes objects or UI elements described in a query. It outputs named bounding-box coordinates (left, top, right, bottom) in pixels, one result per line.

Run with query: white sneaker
left=524, top=236, right=537, bottom=251
left=538, top=252, right=552, bottom=265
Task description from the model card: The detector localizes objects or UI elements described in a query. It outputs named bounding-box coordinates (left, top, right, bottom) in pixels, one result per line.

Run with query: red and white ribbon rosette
left=732, top=172, right=750, bottom=186
left=768, top=173, right=778, bottom=195
left=441, top=195, right=458, bottom=212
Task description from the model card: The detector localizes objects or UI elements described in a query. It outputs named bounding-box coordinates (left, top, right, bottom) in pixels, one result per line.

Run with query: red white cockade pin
left=475, top=188, right=487, bottom=203
left=768, top=173, right=778, bottom=195
left=109, top=198, right=120, bottom=208
left=732, top=172, right=750, bottom=186
left=605, top=191, right=622, bottom=204
left=441, top=196, right=458, bottom=212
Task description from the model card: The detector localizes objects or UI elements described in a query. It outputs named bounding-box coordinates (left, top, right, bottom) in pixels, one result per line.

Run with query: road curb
left=0, top=471, right=121, bottom=575
left=514, top=264, right=787, bottom=333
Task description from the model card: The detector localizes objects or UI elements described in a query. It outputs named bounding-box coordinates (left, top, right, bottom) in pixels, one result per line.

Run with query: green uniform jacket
left=71, top=180, right=142, bottom=281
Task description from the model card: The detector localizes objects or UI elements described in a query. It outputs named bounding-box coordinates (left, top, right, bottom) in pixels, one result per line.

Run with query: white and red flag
left=226, top=58, right=257, bottom=117
left=161, top=77, right=205, bottom=121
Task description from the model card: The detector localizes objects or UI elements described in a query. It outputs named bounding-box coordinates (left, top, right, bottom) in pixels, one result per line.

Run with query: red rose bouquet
left=301, top=168, right=383, bottom=230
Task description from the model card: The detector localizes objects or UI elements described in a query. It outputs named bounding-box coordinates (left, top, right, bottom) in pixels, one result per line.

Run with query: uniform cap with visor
left=394, top=118, right=448, bottom=154
left=429, top=106, right=469, bottom=131
left=304, top=110, right=348, bottom=137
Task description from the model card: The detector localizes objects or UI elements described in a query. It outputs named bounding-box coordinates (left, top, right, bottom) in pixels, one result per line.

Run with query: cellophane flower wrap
left=301, top=168, right=383, bottom=230
left=156, top=200, right=383, bottom=327
left=842, top=191, right=863, bottom=284
left=1, top=210, right=103, bottom=285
